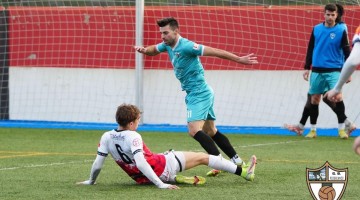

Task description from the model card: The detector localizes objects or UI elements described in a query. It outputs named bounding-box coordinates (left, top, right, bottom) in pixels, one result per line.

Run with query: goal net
left=1, top=0, right=360, bottom=132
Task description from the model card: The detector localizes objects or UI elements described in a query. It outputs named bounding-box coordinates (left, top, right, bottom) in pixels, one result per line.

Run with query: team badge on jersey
left=193, top=43, right=200, bottom=50
left=132, top=138, right=142, bottom=147
left=306, top=161, right=348, bottom=200
left=330, top=33, right=336, bottom=39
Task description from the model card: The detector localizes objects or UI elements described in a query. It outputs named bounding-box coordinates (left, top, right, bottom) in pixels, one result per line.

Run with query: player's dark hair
left=115, top=104, right=141, bottom=127
left=157, top=17, right=179, bottom=30
left=324, top=3, right=337, bottom=13
left=335, top=3, right=344, bottom=23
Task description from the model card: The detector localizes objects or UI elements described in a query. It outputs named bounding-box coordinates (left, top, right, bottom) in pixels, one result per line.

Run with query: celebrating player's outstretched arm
left=134, top=45, right=160, bottom=56
left=134, top=45, right=258, bottom=65
left=202, top=46, right=258, bottom=65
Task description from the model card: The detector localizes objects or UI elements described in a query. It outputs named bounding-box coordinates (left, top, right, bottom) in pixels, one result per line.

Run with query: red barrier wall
left=7, top=6, right=360, bottom=70
left=8, top=7, right=135, bottom=69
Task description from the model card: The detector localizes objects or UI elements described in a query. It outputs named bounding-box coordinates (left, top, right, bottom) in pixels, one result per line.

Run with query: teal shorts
left=185, top=86, right=216, bottom=122
left=309, top=71, right=340, bottom=95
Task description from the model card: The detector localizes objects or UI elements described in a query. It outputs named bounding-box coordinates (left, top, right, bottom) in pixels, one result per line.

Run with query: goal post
left=135, top=0, right=144, bottom=124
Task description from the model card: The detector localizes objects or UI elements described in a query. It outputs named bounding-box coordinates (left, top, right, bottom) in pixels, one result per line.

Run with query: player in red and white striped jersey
left=76, top=104, right=257, bottom=189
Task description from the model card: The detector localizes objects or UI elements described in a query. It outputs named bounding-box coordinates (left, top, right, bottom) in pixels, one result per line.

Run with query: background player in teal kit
left=135, top=17, right=258, bottom=176
left=287, top=4, right=352, bottom=139
left=284, top=3, right=355, bottom=137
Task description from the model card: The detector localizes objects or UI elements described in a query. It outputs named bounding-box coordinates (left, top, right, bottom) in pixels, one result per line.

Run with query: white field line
left=0, top=160, right=94, bottom=171
left=0, top=152, right=93, bottom=159
left=190, top=139, right=312, bottom=152
left=235, top=139, right=312, bottom=148
left=0, top=140, right=310, bottom=171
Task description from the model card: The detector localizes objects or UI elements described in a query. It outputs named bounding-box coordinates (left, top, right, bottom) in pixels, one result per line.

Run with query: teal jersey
left=156, top=36, right=207, bottom=92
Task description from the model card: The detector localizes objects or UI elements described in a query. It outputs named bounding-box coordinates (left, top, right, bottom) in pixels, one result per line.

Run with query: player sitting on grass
left=76, top=103, right=257, bottom=189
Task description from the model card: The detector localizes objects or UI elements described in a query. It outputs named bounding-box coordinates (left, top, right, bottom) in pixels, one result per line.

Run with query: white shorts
left=159, top=151, right=185, bottom=183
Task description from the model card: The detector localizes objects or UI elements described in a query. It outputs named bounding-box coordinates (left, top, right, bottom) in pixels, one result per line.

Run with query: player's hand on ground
left=134, top=46, right=147, bottom=54
left=167, top=184, right=180, bottom=189
left=76, top=180, right=95, bottom=185
left=159, top=183, right=180, bottom=189
left=303, top=70, right=310, bottom=81
left=324, top=90, right=342, bottom=102
left=239, top=53, right=258, bottom=65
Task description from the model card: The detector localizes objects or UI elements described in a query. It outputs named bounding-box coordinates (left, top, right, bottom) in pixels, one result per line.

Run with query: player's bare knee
left=311, top=95, right=321, bottom=104
left=203, top=129, right=216, bottom=137
left=202, top=123, right=210, bottom=132
left=202, top=123, right=216, bottom=136
left=197, top=152, right=209, bottom=164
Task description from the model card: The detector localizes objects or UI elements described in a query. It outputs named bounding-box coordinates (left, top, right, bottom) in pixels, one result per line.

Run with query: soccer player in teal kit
left=135, top=17, right=258, bottom=176
left=286, top=4, right=354, bottom=139
left=302, top=4, right=352, bottom=139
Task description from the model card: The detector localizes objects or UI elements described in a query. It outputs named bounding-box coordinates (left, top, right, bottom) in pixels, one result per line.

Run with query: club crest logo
left=306, top=161, right=348, bottom=200
left=330, top=33, right=336, bottom=39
